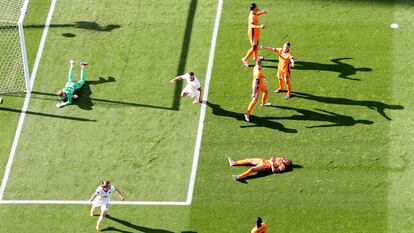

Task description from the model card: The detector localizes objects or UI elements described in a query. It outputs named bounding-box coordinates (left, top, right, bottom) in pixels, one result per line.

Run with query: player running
left=170, top=72, right=202, bottom=104
left=242, top=3, right=267, bottom=67
left=228, top=156, right=292, bottom=180
left=260, top=42, right=295, bottom=100
left=244, top=57, right=271, bottom=122
left=251, top=217, right=268, bottom=233
left=89, top=180, right=125, bottom=231
left=56, top=60, right=88, bottom=108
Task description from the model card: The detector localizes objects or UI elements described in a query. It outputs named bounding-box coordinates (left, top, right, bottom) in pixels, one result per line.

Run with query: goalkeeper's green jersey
left=62, top=66, right=85, bottom=104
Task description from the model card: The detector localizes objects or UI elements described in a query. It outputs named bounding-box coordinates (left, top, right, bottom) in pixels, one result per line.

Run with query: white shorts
left=182, top=85, right=197, bottom=98
left=92, top=199, right=110, bottom=214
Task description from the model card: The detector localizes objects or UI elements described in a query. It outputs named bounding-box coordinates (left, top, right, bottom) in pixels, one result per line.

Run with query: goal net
left=0, top=0, right=30, bottom=94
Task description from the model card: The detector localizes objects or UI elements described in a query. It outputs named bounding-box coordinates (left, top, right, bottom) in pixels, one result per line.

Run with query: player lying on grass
left=228, top=156, right=292, bottom=180
left=56, top=60, right=88, bottom=108
left=170, top=71, right=202, bottom=104
left=242, top=3, right=267, bottom=67
left=260, top=42, right=295, bottom=100
left=89, top=180, right=125, bottom=231
left=244, top=56, right=271, bottom=122
left=251, top=217, right=267, bottom=233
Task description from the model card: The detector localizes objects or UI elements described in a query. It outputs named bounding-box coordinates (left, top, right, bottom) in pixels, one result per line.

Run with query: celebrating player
left=241, top=3, right=267, bottom=67
left=251, top=217, right=268, bottom=233
left=244, top=57, right=271, bottom=122
left=260, top=42, right=295, bottom=100
left=56, top=60, right=88, bottom=108
left=89, top=180, right=125, bottom=231
left=228, top=156, right=292, bottom=180
left=170, top=72, right=202, bottom=104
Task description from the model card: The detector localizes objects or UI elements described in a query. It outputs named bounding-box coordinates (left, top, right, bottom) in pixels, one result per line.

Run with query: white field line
left=185, top=0, right=223, bottom=204
left=0, top=0, right=57, bottom=200
left=0, top=200, right=188, bottom=206
left=0, top=0, right=223, bottom=205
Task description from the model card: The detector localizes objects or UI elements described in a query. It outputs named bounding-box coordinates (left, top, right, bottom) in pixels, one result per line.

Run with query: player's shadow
left=25, top=21, right=121, bottom=32
left=239, top=164, right=303, bottom=183
left=102, top=215, right=197, bottom=233
left=172, top=0, right=198, bottom=110
left=74, top=76, right=116, bottom=110
left=292, top=91, right=404, bottom=120
left=29, top=89, right=175, bottom=111
left=264, top=106, right=374, bottom=128
left=206, top=102, right=297, bottom=133
left=262, top=58, right=372, bottom=81
left=0, top=106, right=96, bottom=122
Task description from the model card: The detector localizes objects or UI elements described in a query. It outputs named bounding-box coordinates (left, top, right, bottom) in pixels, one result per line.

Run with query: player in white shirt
left=89, top=180, right=125, bottom=231
left=170, top=71, right=203, bottom=104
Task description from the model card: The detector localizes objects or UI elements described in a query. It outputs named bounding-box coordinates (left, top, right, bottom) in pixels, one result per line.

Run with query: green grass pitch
left=0, top=0, right=413, bottom=232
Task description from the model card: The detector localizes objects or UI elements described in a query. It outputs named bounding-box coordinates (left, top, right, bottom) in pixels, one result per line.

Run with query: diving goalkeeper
left=56, top=60, right=88, bottom=108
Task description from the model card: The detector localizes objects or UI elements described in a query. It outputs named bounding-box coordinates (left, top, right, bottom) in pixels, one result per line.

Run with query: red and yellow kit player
left=251, top=217, right=268, bottom=233
left=228, top=156, right=292, bottom=180
left=260, top=42, right=295, bottom=99
left=244, top=57, right=271, bottom=122
left=242, top=3, right=267, bottom=67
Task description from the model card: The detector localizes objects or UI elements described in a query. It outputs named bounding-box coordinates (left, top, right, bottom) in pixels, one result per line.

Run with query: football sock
left=239, top=169, right=254, bottom=179
left=278, top=79, right=284, bottom=91
left=234, top=159, right=251, bottom=166
left=80, top=68, right=86, bottom=82
left=243, top=48, right=254, bottom=61
left=67, top=66, right=74, bottom=82
left=261, top=92, right=268, bottom=105
left=246, top=99, right=257, bottom=115
left=287, top=82, right=292, bottom=96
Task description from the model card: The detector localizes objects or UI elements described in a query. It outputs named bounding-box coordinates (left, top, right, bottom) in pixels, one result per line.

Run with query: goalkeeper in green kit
left=56, top=60, right=88, bottom=108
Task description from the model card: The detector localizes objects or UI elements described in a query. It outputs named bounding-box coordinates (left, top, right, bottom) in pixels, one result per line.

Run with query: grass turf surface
left=0, top=0, right=414, bottom=232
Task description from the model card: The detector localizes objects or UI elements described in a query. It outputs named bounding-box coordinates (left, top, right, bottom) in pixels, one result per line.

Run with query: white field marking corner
left=0, top=0, right=223, bottom=205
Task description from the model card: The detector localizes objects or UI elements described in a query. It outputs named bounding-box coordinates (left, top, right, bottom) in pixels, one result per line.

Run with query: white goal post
left=0, top=0, right=30, bottom=94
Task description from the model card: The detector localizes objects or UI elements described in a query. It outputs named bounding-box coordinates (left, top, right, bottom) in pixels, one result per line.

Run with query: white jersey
left=183, top=74, right=201, bottom=92
left=95, top=185, right=116, bottom=202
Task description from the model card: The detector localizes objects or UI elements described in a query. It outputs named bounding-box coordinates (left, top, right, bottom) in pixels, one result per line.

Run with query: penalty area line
left=0, top=0, right=57, bottom=200
left=0, top=200, right=189, bottom=206
left=185, top=0, right=223, bottom=204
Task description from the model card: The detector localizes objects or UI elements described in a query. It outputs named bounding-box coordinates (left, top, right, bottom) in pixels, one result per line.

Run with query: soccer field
left=0, top=0, right=413, bottom=232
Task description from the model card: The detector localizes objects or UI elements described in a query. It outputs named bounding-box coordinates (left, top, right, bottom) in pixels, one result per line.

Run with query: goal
left=0, top=0, right=30, bottom=94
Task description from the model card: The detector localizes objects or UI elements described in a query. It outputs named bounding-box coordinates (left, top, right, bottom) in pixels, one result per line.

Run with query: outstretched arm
left=115, top=187, right=125, bottom=201
left=89, top=193, right=98, bottom=202
left=256, top=10, right=268, bottom=16
left=56, top=94, right=72, bottom=108
left=170, top=75, right=184, bottom=84
left=260, top=45, right=277, bottom=52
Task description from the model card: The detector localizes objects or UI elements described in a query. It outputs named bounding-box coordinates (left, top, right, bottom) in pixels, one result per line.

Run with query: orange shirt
left=248, top=12, right=260, bottom=37
left=275, top=48, right=293, bottom=73
left=253, top=66, right=265, bottom=85
left=251, top=223, right=267, bottom=233
left=262, top=157, right=286, bottom=172
left=273, top=157, right=286, bottom=172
